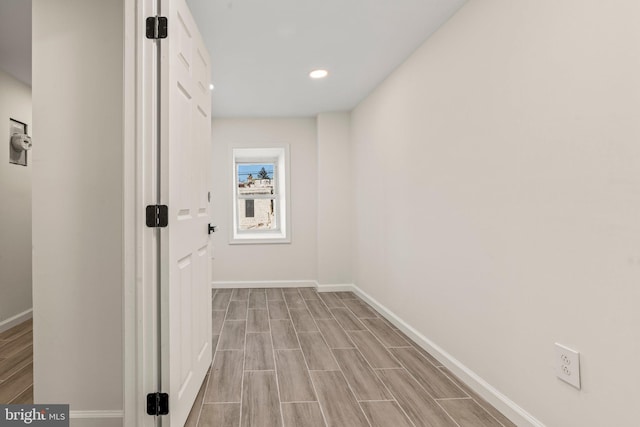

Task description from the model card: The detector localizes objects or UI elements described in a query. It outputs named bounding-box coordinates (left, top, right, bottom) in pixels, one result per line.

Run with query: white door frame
left=123, top=0, right=163, bottom=425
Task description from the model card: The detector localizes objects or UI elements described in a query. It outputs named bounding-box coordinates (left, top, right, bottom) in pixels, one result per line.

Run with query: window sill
left=230, top=232, right=290, bottom=245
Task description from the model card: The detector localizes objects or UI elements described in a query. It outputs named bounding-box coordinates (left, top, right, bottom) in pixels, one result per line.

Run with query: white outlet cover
left=555, top=343, right=581, bottom=389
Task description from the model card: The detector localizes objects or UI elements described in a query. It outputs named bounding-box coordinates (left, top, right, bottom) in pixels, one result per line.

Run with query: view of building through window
left=237, top=163, right=277, bottom=231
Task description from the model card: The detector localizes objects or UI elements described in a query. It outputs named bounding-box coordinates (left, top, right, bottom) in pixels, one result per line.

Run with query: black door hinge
left=146, top=392, right=169, bottom=416
left=146, top=205, right=168, bottom=228
left=146, top=16, right=168, bottom=39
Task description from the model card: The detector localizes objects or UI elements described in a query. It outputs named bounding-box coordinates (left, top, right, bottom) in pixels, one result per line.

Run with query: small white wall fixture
left=9, top=118, right=30, bottom=166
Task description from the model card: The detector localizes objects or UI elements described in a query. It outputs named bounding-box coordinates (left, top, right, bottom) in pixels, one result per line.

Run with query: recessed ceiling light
left=309, top=69, right=328, bottom=79
left=209, top=84, right=215, bottom=90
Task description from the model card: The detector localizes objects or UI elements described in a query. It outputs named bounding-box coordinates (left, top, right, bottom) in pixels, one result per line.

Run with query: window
left=231, top=146, right=290, bottom=243
left=245, top=199, right=255, bottom=218
left=237, top=163, right=275, bottom=230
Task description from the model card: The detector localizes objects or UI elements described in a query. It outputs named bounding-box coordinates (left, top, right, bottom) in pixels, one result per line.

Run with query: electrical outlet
left=555, top=343, right=581, bottom=389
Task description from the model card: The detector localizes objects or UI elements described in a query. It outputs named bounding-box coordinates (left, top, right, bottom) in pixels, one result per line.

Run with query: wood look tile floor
left=0, top=290, right=515, bottom=426
left=0, top=319, right=34, bottom=403
left=188, top=288, right=517, bottom=427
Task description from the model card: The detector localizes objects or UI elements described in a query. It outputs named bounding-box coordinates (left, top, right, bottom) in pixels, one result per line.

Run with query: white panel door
left=159, top=0, right=213, bottom=425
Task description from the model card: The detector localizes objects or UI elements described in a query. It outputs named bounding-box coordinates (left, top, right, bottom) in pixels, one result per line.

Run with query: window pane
left=245, top=199, right=255, bottom=218
left=238, top=198, right=277, bottom=230
left=237, top=163, right=275, bottom=195
left=237, top=163, right=276, bottom=230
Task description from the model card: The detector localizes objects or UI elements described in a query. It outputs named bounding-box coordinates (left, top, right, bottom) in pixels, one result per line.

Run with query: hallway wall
left=350, top=0, right=640, bottom=425
left=211, top=118, right=318, bottom=284
left=0, top=69, right=32, bottom=329
left=316, top=112, right=353, bottom=286
left=33, top=0, right=124, bottom=420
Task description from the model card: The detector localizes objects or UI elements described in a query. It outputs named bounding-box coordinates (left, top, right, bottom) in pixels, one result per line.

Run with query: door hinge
left=146, top=392, right=169, bottom=416
left=146, top=16, right=168, bottom=39
left=146, top=205, right=168, bottom=228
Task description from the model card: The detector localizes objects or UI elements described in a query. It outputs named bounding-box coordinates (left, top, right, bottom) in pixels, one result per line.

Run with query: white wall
left=350, top=1, right=640, bottom=426
left=33, top=0, right=124, bottom=421
left=211, top=118, right=318, bottom=283
left=0, top=68, right=32, bottom=327
left=316, top=113, right=352, bottom=286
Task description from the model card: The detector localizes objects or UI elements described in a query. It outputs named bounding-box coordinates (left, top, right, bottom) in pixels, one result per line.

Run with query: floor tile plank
left=198, top=403, right=241, bottom=427
left=376, top=368, right=457, bottom=427
left=212, top=310, right=226, bottom=335
left=316, top=319, right=354, bottom=349
left=290, top=309, right=319, bottom=332
left=298, top=332, right=339, bottom=371
left=275, top=350, right=317, bottom=402
left=242, top=371, right=282, bottom=427
left=335, top=292, right=358, bottom=300
left=342, top=299, right=378, bottom=319
left=438, top=398, right=504, bottom=427
left=266, top=289, right=284, bottom=301
left=361, top=318, right=410, bottom=347
left=0, top=331, right=32, bottom=359
left=330, top=309, right=366, bottom=331
left=359, top=400, right=414, bottom=427
left=299, top=288, right=320, bottom=300
left=212, top=292, right=232, bottom=310
left=218, top=321, right=246, bottom=350
left=248, top=290, right=267, bottom=309
left=270, top=320, right=300, bottom=350
left=8, top=384, right=33, bottom=404
left=247, top=309, right=270, bottom=333
left=0, top=345, right=32, bottom=381
left=231, top=288, right=250, bottom=301
left=438, top=367, right=517, bottom=427
left=309, top=371, right=369, bottom=427
left=281, top=402, right=326, bottom=427
left=0, top=362, right=32, bottom=403
left=0, top=320, right=32, bottom=342
left=284, top=292, right=306, bottom=309
left=268, top=300, right=290, bottom=320
left=245, top=333, right=275, bottom=371
left=347, top=331, right=401, bottom=368
left=390, top=332, right=444, bottom=366
left=205, top=351, right=244, bottom=403
left=379, top=315, right=401, bottom=331
left=332, top=348, right=392, bottom=401
left=305, top=300, right=333, bottom=319
left=226, top=300, right=248, bottom=320
left=390, top=347, right=466, bottom=399
left=318, top=293, right=344, bottom=309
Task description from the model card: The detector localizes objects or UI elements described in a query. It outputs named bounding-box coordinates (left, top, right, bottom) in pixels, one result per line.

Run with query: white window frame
left=230, top=145, right=291, bottom=244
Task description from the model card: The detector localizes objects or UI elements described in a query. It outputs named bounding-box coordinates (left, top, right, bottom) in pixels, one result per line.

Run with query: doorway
left=0, top=0, right=34, bottom=404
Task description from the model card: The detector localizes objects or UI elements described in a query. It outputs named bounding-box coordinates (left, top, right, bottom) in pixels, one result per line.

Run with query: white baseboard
left=0, top=308, right=32, bottom=334
left=352, top=284, right=545, bottom=427
left=315, top=283, right=357, bottom=293
left=69, top=411, right=123, bottom=427
left=212, top=280, right=316, bottom=289
left=70, top=411, right=124, bottom=419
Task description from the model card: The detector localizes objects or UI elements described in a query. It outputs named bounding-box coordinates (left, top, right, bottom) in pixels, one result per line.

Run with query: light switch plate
left=555, top=343, right=581, bottom=389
